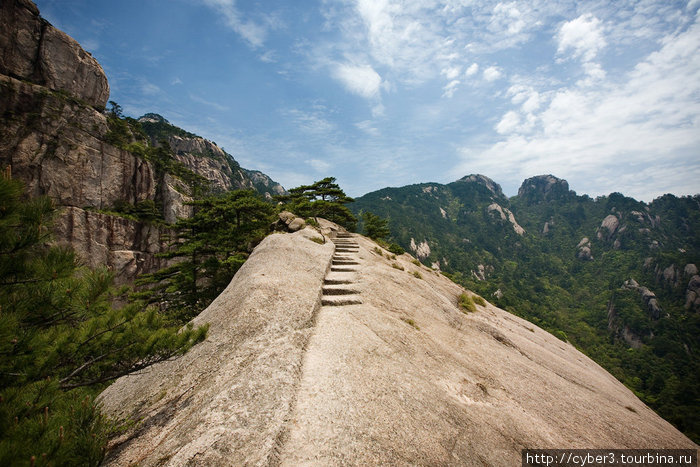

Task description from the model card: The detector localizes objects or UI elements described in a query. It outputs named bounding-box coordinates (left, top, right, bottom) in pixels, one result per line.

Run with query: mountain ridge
left=99, top=221, right=697, bottom=465
left=353, top=173, right=700, bottom=441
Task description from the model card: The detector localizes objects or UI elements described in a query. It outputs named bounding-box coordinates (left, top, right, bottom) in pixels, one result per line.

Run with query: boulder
left=685, top=275, right=700, bottom=311
left=287, top=217, right=305, bottom=232
left=0, top=0, right=110, bottom=108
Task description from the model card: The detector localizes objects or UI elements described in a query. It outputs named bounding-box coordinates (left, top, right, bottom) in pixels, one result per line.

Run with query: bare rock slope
left=99, top=223, right=696, bottom=466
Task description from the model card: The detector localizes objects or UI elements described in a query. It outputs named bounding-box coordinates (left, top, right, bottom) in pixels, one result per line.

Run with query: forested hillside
left=353, top=174, right=700, bottom=442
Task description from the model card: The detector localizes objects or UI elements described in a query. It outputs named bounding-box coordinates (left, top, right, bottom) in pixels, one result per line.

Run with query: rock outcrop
left=577, top=237, right=593, bottom=260
left=487, top=202, right=525, bottom=235
left=517, top=174, right=574, bottom=204
left=622, top=278, right=663, bottom=320
left=0, top=0, right=109, bottom=108
left=139, top=113, right=285, bottom=198
left=457, top=173, right=504, bottom=198
left=686, top=275, right=700, bottom=311
left=99, top=224, right=697, bottom=465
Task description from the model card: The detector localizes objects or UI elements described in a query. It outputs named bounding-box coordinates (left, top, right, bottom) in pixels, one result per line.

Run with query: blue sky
left=35, top=0, right=700, bottom=200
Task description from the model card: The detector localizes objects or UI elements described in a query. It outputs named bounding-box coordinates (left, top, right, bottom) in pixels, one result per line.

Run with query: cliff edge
left=99, top=223, right=697, bottom=465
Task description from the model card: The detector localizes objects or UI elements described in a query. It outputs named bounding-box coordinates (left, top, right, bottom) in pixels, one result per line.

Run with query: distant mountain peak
left=138, top=113, right=169, bottom=124
left=517, top=174, right=574, bottom=203
left=456, top=174, right=504, bottom=197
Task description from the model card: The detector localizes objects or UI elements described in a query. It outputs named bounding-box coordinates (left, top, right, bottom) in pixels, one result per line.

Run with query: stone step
left=322, top=287, right=360, bottom=296
left=332, top=260, right=359, bottom=265
left=335, top=249, right=358, bottom=253
left=324, top=279, right=354, bottom=285
left=330, top=267, right=357, bottom=272
left=321, top=297, right=362, bottom=306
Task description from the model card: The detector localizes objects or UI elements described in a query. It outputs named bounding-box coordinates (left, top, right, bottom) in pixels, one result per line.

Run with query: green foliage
left=138, top=190, right=274, bottom=321
left=309, top=236, right=325, bottom=244
left=362, top=211, right=390, bottom=240
left=473, top=296, right=486, bottom=307
left=391, top=263, right=404, bottom=271
left=401, top=317, right=420, bottom=330
left=459, top=293, right=476, bottom=313
left=277, top=177, right=356, bottom=230
left=387, top=243, right=405, bottom=255
left=413, top=271, right=423, bottom=279
left=353, top=178, right=700, bottom=442
left=0, top=176, right=207, bottom=464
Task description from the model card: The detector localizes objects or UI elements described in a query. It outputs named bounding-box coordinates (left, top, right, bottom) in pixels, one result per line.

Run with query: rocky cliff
left=0, top=0, right=283, bottom=283
left=98, top=222, right=697, bottom=465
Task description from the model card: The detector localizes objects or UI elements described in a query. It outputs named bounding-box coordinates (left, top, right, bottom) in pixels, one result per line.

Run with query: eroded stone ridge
left=0, top=0, right=110, bottom=108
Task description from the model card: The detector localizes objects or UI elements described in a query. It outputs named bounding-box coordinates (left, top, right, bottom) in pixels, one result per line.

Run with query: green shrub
left=413, top=271, right=423, bottom=279
left=392, top=263, right=404, bottom=271
left=473, top=296, right=486, bottom=307
left=401, top=317, right=420, bottom=330
left=309, top=236, right=324, bottom=244
left=388, top=243, right=405, bottom=255
left=459, top=293, right=476, bottom=313
left=411, top=259, right=421, bottom=266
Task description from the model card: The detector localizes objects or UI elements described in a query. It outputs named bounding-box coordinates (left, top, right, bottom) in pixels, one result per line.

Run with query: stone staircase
left=321, top=231, right=362, bottom=306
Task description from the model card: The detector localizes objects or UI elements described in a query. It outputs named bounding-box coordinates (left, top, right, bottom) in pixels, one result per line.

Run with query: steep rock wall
left=0, top=0, right=109, bottom=108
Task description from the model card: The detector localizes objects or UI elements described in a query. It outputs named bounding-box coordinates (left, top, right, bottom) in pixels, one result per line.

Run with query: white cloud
left=557, top=14, right=606, bottom=62
left=284, top=108, right=336, bottom=134
left=483, top=66, right=503, bottom=81
left=140, top=82, right=161, bottom=95
left=355, top=120, right=381, bottom=136
left=490, top=2, right=526, bottom=36
left=465, top=63, right=479, bottom=77
left=496, top=110, right=520, bottom=134
left=456, top=12, right=700, bottom=201
left=441, top=66, right=461, bottom=80
left=306, top=158, right=333, bottom=173
left=332, top=63, right=383, bottom=99
left=189, top=93, right=230, bottom=111
left=202, top=0, right=268, bottom=47
left=442, top=79, right=461, bottom=98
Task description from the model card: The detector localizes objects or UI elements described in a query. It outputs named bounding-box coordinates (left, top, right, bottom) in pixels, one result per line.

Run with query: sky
left=34, top=0, right=700, bottom=201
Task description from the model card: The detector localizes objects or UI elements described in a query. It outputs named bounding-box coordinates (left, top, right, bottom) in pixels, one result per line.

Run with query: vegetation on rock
left=353, top=175, right=700, bottom=442
left=0, top=176, right=207, bottom=465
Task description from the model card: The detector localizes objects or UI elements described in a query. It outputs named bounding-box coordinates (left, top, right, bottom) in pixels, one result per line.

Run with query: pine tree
left=361, top=211, right=390, bottom=240
left=278, top=177, right=357, bottom=230
left=0, top=174, right=207, bottom=465
left=137, top=190, right=275, bottom=320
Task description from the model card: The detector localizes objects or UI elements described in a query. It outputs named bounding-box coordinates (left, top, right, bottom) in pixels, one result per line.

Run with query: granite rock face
left=99, top=224, right=697, bottom=466
left=458, top=173, right=505, bottom=198
left=518, top=174, right=574, bottom=204
left=1, top=1, right=283, bottom=283
left=0, top=0, right=109, bottom=108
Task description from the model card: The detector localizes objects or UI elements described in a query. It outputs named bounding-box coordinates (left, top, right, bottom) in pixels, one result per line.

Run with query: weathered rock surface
left=1, top=1, right=283, bottom=283
left=457, top=173, right=505, bottom=198
left=518, top=174, right=574, bottom=204
left=686, top=275, right=700, bottom=311
left=622, top=278, right=663, bottom=320
left=99, top=225, right=696, bottom=466
left=55, top=207, right=171, bottom=285
left=577, top=237, right=593, bottom=260
left=0, top=0, right=109, bottom=108
left=598, top=214, right=621, bottom=241
left=487, top=202, right=525, bottom=235
left=139, top=114, right=285, bottom=198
